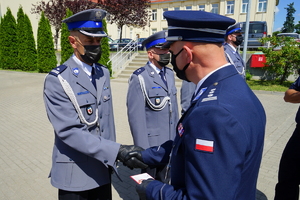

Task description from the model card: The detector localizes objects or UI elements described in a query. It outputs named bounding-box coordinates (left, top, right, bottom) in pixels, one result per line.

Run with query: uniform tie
left=91, top=67, right=97, bottom=89
left=159, top=70, right=167, bottom=87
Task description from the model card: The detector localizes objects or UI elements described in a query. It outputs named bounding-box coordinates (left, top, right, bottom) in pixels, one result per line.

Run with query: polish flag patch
left=195, top=139, right=214, bottom=153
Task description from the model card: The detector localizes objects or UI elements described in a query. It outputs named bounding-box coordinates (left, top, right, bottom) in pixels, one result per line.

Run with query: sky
left=273, top=0, right=300, bottom=32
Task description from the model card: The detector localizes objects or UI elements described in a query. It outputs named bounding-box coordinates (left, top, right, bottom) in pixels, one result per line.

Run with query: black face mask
left=157, top=53, right=170, bottom=67
left=233, top=35, right=244, bottom=46
left=80, top=45, right=102, bottom=64
left=170, top=48, right=190, bottom=82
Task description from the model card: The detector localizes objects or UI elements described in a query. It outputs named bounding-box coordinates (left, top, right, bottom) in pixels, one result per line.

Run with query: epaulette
left=49, top=65, right=67, bottom=77
left=133, top=67, right=145, bottom=76
left=95, top=63, right=107, bottom=69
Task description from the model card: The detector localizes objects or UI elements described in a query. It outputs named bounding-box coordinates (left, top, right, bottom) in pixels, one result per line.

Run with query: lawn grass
left=246, top=79, right=293, bottom=92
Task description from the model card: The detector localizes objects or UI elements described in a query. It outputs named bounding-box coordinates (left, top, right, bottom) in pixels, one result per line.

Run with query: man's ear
left=183, top=45, right=192, bottom=63
left=69, top=36, right=77, bottom=48
left=147, top=50, right=154, bottom=59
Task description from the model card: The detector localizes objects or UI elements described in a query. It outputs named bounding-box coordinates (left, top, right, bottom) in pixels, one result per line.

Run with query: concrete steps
left=112, top=52, right=182, bottom=87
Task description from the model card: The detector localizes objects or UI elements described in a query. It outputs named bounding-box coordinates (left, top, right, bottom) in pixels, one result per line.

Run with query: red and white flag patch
left=195, top=139, right=214, bottom=153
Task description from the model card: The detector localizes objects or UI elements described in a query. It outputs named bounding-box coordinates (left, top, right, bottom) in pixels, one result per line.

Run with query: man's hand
left=136, top=178, right=155, bottom=200
left=117, top=145, right=148, bottom=169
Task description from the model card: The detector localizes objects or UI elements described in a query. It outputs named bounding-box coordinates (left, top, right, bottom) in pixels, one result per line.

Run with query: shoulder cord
left=57, top=74, right=98, bottom=127
left=137, top=74, right=171, bottom=111
left=225, top=52, right=245, bottom=76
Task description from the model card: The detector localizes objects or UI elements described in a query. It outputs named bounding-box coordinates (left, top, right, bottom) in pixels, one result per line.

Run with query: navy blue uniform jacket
left=141, top=65, right=266, bottom=200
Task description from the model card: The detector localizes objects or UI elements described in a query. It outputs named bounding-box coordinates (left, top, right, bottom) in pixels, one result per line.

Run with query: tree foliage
left=17, top=6, right=37, bottom=71
left=259, top=36, right=300, bottom=84
left=60, top=8, right=73, bottom=65
left=295, top=22, right=300, bottom=34
left=0, top=8, right=17, bottom=70
left=98, top=0, right=151, bottom=40
left=99, top=19, right=112, bottom=75
left=37, top=12, right=57, bottom=73
left=31, top=0, right=101, bottom=49
left=282, top=2, right=296, bottom=33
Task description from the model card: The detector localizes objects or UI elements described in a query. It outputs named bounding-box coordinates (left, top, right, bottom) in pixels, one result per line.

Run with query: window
left=226, top=1, right=234, bottom=14
left=174, top=7, right=180, bottom=11
left=186, top=6, right=192, bottom=10
left=211, top=4, right=219, bottom=14
left=199, top=5, right=205, bottom=11
left=152, top=29, right=157, bottom=35
left=163, top=28, right=168, bottom=31
left=162, top=8, right=168, bottom=19
left=241, top=0, right=248, bottom=13
left=152, top=9, right=157, bottom=21
left=258, top=0, right=267, bottom=12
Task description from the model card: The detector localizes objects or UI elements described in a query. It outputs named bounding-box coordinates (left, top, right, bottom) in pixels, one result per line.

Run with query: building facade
left=107, top=0, right=277, bottom=41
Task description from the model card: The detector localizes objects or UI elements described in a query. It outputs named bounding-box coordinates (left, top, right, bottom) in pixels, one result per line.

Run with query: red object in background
left=250, top=54, right=267, bottom=68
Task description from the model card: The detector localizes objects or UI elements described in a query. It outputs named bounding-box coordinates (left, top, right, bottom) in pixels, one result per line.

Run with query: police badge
left=86, top=106, right=93, bottom=115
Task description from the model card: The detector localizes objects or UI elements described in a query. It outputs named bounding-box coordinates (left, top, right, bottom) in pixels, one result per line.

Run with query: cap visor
left=79, top=30, right=107, bottom=37
left=161, top=41, right=174, bottom=49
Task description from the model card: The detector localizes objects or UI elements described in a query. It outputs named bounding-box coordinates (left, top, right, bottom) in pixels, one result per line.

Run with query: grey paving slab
left=0, top=70, right=298, bottom=200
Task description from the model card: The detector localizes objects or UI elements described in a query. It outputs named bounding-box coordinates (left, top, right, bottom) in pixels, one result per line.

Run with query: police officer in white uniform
left=126, top=31, right=179, bottom=180
left=43, top=9, right=147, bottom=200
left=223, top=23, right=246, bottom=79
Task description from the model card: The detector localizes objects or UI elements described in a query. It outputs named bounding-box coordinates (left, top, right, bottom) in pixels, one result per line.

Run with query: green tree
left=37, top=12, right=57, bottom=73
left=0, top=8, right=17, bottom=70
left=99, top=19, right=112, bottom=75
left=60, top=8, right=73, bottom=65
left=259, top=36, right=300, bottom=84
left=295, top=22, right=300, bottom=34
left=282, top=2, right=296, bottom=33
left=17, top=7, right=37, bottom=71
left=23, top=14, right=37, bottom=71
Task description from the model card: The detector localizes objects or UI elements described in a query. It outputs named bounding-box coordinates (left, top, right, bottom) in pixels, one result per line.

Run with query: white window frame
left=162, top=8, right=168, bottom=20
left=152, top=9, right=157, bottom=21
left=199, top=5, right=205, bottom=11
left=186, top=6, right=192, bottom=10
left=226, top=1, right=234, bottom=14
left=257, top=0, right=267, bottom=12
left=152, top=29, right=157, bottom=35
left=211, top=4, right=219, bottom=14
left=174, top=7, right=180, bottom=11
left=241, top=0, right=249, bottom=13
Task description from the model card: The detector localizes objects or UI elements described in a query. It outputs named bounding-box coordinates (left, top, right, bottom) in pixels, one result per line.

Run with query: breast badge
left=86, top=106, right=93, bottom=115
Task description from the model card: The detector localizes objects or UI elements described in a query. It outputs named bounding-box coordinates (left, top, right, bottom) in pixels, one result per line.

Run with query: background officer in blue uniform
left=43, top=9, right=146, bottom=200
left=223, top=23, right=246, bottom=79
left=124, top=10, right=266, bottom=200
left=275, top=74, right=300, bottom=200
left=126, top=31, right=179, bottom=180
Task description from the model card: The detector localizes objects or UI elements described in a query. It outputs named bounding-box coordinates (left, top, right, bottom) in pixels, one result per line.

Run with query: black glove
left=136, top=178, right=155, bottom=200
left=117, top=145, right=148, bottom=169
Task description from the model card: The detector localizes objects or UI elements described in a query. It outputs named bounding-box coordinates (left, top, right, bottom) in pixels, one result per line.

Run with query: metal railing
left=108, top=37, right=139, bottom=77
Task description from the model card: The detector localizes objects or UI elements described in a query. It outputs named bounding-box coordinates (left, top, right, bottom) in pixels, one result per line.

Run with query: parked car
left=240, top=21, right=268, bottom=50
left=109, top=38, right=133, bottom=51
left=135, top=38, right=147, bottom=50
left=107, top=37, right=113, bottom=44
left=273, top=33, right=300, bottom=51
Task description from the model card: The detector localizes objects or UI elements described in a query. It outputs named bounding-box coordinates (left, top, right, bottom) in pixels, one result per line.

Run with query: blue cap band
left=145, top=38, right=167, bottom=49
left=67, top=21, right=103, bottom=30
left=226, top=27, right=241, bottom=36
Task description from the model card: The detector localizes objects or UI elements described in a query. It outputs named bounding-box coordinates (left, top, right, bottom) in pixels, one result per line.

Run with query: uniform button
left=100, top=115, right=102, bottom=119
left=69, top=158, right=73, bottom=161
left=104, top=160, right=108, bottom=163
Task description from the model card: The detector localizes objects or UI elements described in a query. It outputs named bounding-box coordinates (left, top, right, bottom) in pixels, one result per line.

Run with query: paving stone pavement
left=0, top=70, right=299, bottom=200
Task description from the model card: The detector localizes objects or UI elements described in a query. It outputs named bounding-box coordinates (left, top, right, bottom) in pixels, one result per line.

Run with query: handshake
left=117, top=145, right=148, bottom=170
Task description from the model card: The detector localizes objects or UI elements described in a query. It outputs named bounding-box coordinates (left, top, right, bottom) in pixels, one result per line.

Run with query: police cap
left=62, top=9, right=107, bottom=37
left=226, top=23, right=242, bottom=36
left=142, top=31, right=168, bottom=50
left=163, top=10, right=235, bottom=45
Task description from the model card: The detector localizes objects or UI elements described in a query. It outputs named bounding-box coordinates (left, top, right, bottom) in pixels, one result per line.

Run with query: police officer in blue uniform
left=43, top=9, right=146, bottom=200
left=275, top=75, right=300, bottom=200
left=124, top=10, right=266, bottom=200
left=126, top=31, right=179, bottom=180
left=224, top=23, right=246, bottom=79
